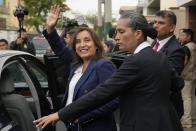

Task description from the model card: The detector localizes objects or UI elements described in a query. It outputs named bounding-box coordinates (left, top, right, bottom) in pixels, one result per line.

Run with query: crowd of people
left=0, top=28, right=35, bottom=55
left=1, top=4, right=196, bottom=131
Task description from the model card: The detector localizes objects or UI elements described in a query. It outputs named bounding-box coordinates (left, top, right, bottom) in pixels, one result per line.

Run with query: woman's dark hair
left=120, top=12, right=157, bottom=40
left=72, top=27, right=104, bottom=66
left=104, top=40, right=116, bottom=52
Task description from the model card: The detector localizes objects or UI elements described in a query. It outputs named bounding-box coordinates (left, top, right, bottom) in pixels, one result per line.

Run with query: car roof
left=0, top=50, right=32, bottom=58
left=0, top=50, right=34, bottom=77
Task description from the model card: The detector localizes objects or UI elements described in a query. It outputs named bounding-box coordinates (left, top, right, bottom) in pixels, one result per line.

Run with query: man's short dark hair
left=181, top=28, right=194, bottom=41
left=156, top=10, right=177, bottom=25
left=0, top=39, right=8, bottom=45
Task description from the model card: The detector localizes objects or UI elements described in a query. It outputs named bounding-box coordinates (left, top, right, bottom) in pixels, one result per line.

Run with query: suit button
left=84, top=90, right=88, bottom=93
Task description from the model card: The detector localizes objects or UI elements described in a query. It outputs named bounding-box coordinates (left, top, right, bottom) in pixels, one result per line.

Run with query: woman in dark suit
left=39, top=5, right=118, bottom=131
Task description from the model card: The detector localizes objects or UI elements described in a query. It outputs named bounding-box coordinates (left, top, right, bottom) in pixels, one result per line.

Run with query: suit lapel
left=160, top=35, right=176, bottom=53
left=153, top=35, right=176, bottom=52
left=73, top=59, right=96, bottom=100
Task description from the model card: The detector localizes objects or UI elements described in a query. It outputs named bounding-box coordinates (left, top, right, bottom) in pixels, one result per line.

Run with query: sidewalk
left=184, top=125, right=196, bottom=131
left=183, top=117, right=196, bottom=131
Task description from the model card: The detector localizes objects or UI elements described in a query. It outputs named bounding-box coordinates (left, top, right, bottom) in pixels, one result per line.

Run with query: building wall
left=160, top=0, right=177, bottom=10
left=0, top=29, right=17, bottom=43
left=170, top=7, right=188, bottom=37
left=176, top=0, right=193, bottom=6
left=5, top=0, right=21, bottom=29
left=0, top=0, right=9, bottom=28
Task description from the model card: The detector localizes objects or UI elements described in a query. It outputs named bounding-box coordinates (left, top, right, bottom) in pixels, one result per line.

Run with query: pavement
left=183, top=117, right=196, bottom=131
left=183, top=125, right=196, bottom=131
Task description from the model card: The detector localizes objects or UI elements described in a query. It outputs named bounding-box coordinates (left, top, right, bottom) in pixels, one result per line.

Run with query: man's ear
left=169, top=24, right=176, bottom=33
left=135, top=30, right=143, bottom=40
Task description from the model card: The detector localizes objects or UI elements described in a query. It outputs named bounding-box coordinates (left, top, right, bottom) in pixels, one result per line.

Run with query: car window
left=2, top=62, right=40, bottom=117
left=26, top=60, right=48, bottom=89
left=3, top=61, right=32, bottom=97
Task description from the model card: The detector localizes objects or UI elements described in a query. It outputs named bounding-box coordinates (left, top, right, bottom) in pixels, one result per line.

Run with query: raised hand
left=33, top=112, right=59, bottom=129
left=47, top=5, right=61, bottom=33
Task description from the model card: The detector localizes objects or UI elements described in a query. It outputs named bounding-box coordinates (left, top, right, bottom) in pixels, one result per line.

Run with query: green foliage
left=23, top=0, right=69, bottom=33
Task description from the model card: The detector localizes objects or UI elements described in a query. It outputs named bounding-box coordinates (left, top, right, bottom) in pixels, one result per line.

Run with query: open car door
left=0, top=51, right=55, bottom=131
left=44, top=54, right=70, bottom=111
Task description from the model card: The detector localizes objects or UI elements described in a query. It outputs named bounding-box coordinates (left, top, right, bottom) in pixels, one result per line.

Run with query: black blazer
left=152, top=36, right=185, bottom=118
left=152, top=35, right=185, bottom=74
left=58, top=47, right=183, bottom=131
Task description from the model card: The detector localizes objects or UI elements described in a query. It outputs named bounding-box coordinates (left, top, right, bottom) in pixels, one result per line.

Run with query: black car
left=0, top=50, right=126, bottom=131
left=0, top=102, right=23, bottom=131
left=31, top=36, right=52, bottom=60
left=0, top=50, right=69, bottom=131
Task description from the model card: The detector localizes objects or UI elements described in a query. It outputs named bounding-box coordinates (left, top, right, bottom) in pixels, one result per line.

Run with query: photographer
left=64, top=29, right=76, bottom=47
left=10, top=28, right=35, bottom=55
left=60, top=19, right=80, bottom=48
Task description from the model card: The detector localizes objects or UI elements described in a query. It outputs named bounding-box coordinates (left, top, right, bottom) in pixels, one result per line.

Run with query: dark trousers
left=170, top=92, right=184, bottom=119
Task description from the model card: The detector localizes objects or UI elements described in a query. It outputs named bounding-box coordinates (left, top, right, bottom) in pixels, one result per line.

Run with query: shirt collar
left=157, top=35, right=173, bottom=47
left=74, top=65, right=83, bottom=74
left=134, top=41, right=150, bottom=54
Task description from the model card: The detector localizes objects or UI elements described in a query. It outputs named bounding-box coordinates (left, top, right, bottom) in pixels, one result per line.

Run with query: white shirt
left=156, top=36, right=173, bottom=51
left=66, top=65, right=83, bottom=106
left=134, top=41, right=150, bottom=54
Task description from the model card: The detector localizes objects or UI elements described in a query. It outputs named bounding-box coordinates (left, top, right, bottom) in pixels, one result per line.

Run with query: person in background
left=178, top=28, right=196, bottom=128
left=10, top=28, right=35, bottom=55
left=64, top=29, right=75, bottom=47
left=38, top=5, right=118, bottom=131
left=62, top=23, right=88, bottom=48
left=102, top=40, right=116, bottom=54
left=108, top=27, right=119, bottom=52
left=108, top=27, right=116, bottom=39
left=34, top=11, right=183, bottom=131
left=153, top=10, right=185, bottom=119
left=0, top=39, right=9, bottom=50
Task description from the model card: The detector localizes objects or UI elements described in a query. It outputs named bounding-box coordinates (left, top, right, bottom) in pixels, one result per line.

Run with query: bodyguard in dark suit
left=34, top=12, right=183, bottom=131
left=153, top=10, right=185, bottom=118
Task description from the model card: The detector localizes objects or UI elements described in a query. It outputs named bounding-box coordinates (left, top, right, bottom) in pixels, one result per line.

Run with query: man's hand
left=47, top=5, right=60, bottom=33
left=33, top=112, right=60, bottom=129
